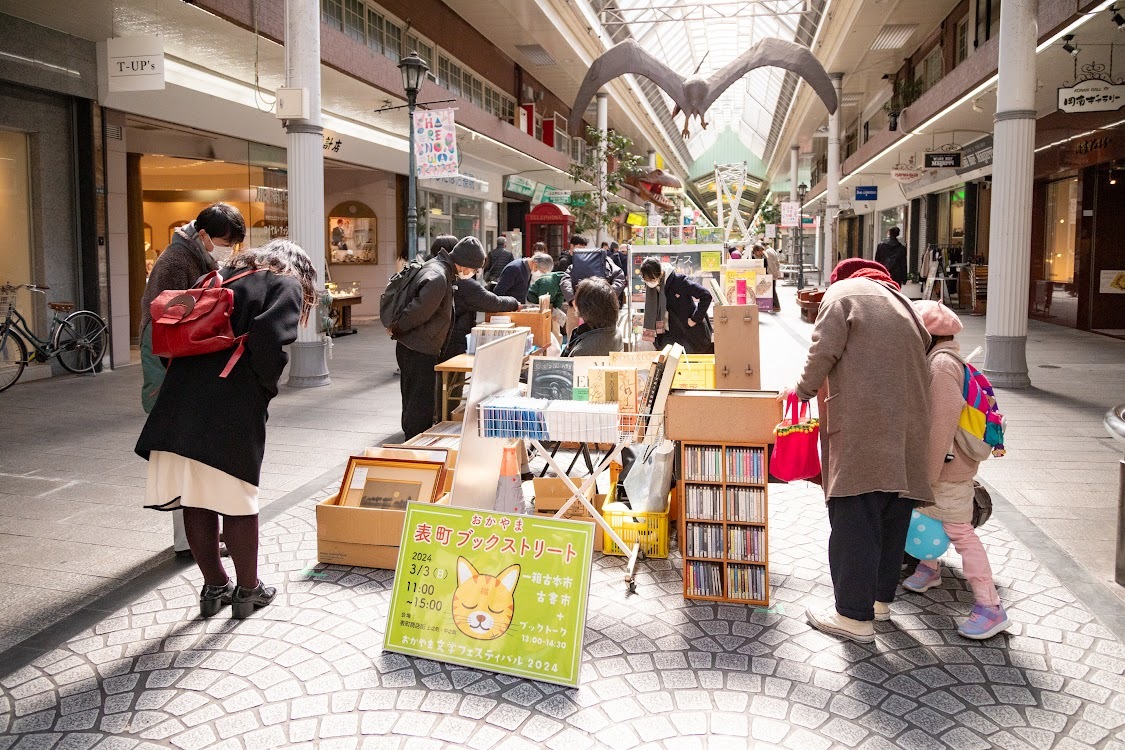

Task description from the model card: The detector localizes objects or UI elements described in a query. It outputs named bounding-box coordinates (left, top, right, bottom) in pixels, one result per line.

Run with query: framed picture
left=338, top=455, right=446, bottom=509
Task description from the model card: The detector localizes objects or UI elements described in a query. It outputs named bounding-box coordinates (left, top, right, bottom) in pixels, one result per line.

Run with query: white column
left=285, top=0, right=330, bottom=387
left=983, top=0, right=1037, bottom=389
left=825, top=72, right=844, bottom=281
left=596, top=92, right=609, bottom=245
left=645, top=149, right=657, bottom=220
left=789, top=146, right=799, bottom=263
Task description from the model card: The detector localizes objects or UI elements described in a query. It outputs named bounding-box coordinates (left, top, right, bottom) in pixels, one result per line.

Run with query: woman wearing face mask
left=639, top=256, right=713, bottom=354
left=441, top=237, right=521, bottom=359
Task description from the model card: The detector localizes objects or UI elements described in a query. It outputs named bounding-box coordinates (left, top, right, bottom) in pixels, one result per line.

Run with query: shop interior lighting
left=1062, top=35, right=1079, bottom=56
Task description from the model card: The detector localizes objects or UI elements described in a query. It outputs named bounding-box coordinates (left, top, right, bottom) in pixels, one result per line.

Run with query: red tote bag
left=770, top=393, right=822, bottom=482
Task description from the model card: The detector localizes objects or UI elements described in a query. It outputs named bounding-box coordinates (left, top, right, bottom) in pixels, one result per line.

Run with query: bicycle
left=0, top=282, right=109, bottom=393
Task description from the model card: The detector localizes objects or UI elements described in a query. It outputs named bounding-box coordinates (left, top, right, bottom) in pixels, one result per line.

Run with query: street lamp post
left=796, top=183, right=808, bottom=289
left=399, top=52, right=429, bottom=262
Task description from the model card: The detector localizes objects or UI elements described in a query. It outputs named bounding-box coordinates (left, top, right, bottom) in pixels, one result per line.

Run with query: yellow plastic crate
left=671, top=354, right=715, bottom=390
left=602, top=507, right=670, bottom=558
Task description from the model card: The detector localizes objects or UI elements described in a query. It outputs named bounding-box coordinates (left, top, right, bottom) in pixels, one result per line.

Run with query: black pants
left=396, top=342, right=439, bottom=440
left=772, top=286, right=781, bottom=312
left=827, top=491, right=913, bottom=621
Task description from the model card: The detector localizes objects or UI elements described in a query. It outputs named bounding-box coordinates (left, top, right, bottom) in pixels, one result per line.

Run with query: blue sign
left=855, top=186, right=878, bottom=201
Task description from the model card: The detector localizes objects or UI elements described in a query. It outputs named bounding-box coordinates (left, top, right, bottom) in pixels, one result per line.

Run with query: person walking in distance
left=388, top=237, right=484, bottom=439
left=784, top=258, right=933, bottom=643
left=875, top=227, right=908, bottom=288
left=482, top=236, right=514, bottom=291
left=901, top=300, right=1010, bottom=639
left=136, top=239, right=317, bottom=619
left=751, top=243, right=783, bottom=312
left=139, top=202, right=246, bottom=558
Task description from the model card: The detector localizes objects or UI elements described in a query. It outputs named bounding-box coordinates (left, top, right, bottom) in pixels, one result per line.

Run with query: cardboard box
left=532, top=476, right=595, bottom=513
left=537, top=494, right=606, bottom=551
left=665, top=389, right=781, bottom=444
left=315, top=492, right=450, bottom=570
left=487, top=308, right=552, bottom=348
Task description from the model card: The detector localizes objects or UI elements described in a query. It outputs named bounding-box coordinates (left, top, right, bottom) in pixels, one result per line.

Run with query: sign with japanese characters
left=1058, top=80, right=1125, bottom=114
left=413, top=109, right=460, bottom=179
left=106, top=35, right=165, bottom=92
left=384, top=503, right=594, bottom=687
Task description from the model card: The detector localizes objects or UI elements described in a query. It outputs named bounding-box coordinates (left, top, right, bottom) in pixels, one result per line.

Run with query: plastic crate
left=602, top=507, right=670, bottom=558
left=671, top=354, right=715, bottom=390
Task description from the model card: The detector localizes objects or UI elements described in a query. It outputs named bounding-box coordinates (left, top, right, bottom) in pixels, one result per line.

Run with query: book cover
left=529, top=358, right=574, bottom=400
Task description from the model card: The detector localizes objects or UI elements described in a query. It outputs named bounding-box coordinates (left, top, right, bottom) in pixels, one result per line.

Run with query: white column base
left=287, top=339, right=331, bottom=388
left=983, top=334, right=1031, bottom=389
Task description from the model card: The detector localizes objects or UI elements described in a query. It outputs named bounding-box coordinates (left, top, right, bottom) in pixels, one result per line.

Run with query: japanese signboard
left=890, top=168, right=924, bottom=184
left=413, top=109, right=460, bottom=179
left=532, top=184, right=571, bottom=206
left=1058, top=80, right=1125, bottom=114
left=505, top=175, right=537, bottom=199
left=106, top=35, right=165, bottom=92
left=384, top=503, right=594, bottom=687
left=780, top=201, right=800, bottom=228
left=925, top=152, right=963, bottom=169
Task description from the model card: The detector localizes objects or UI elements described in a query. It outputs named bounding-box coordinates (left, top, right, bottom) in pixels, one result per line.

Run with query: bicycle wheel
left=0, top=329, right=28, bottom=392
left=54, top=310, right=108, bottom=374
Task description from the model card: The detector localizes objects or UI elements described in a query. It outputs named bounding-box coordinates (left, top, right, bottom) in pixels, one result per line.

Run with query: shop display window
left=0, top=130, right=34, bottom=326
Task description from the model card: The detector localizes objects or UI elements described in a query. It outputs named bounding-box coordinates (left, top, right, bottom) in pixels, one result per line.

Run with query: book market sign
left=384, top=503, right=594, bottom=687
left=1059, top=80, right=1125, bottom=114
left=413, top=109, right=460, bottom=179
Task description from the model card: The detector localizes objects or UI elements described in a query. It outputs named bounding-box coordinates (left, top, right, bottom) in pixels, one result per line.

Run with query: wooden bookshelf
left=679, top=441, right=769, bottom=606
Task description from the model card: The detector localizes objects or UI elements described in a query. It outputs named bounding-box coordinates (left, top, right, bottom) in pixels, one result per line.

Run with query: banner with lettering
left=413, top=109, right=460, bottom=179
left=384, top=503, right=594, bottom=687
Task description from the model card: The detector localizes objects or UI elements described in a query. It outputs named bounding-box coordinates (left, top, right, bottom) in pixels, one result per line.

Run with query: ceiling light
left=1062, top=35, right=1079, bottom=56
left=515, top=44, right=558, bottom=66
left=871, top=25, right=919, bottom=51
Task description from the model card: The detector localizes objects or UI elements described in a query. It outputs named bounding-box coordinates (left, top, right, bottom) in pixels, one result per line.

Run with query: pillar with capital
left=824, top=72, right=843, bottom=282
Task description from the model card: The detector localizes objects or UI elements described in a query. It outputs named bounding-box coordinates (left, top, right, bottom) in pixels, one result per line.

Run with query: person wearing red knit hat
left=780, top=258, right=934, bottom=643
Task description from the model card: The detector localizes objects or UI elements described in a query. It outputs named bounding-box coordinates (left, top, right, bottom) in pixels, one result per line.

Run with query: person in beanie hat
left=389, top=236, right=463, bottom=439
left=781, top=256, right=932, bottom=644
left=442, top=237, right=521, bottom=358
left=903, top=300, right=1009, bottom=639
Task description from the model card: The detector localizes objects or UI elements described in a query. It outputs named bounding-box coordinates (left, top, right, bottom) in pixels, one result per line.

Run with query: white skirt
left=146, top=450, right=260, bottom=516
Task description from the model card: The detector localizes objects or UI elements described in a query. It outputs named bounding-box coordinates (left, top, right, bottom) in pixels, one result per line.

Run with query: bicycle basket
left=0, top=289, right=16, bottom=317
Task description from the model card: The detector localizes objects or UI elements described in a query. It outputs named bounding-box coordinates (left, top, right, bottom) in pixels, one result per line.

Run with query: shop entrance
left=0, top=130, right=34, bottom=328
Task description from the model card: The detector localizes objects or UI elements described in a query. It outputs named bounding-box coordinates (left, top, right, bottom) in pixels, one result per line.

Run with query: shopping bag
left=770, top=392, right=821, bottom=482
left=622, top=441, right=675, bottom=512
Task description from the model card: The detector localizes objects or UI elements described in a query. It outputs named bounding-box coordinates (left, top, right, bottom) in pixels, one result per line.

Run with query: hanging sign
left=855, top=186, right=878, bottom=201
left=384, top=503, right=594, bottom=688
left=1101, top=270, right=1125, bottom=293
left=957, top=136, right=994, bottom=174
left=780, top=201, right=800, bottom=228
left=540, top=187, right=571, bottom=205
left=106, top=35, right=165, bottom=92
left=1058, top=79, right=1125, bottom=114
left=925, top=152, right=963, bottom=169
left=764, top=224, right=777, bottom=238
left=504, top=175, right=537, bottom=199
left=413, top=109, right=460, bottom=179
left=891, top=168, right=924, bottom=184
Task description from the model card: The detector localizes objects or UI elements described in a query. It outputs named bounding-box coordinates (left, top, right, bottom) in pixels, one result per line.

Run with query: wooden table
left=328, top=294, right=362, bottom=337
left=435, top=353, right=475, bottom=422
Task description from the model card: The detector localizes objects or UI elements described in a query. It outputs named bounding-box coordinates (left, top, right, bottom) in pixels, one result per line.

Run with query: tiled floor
left=5, top=481, right=1125, bottom=749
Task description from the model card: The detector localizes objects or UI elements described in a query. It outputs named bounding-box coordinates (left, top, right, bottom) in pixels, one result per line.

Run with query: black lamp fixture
left=398, top=52, right=429, bottom=261
left=796, top=183, right=808, bottom=290
left=1062, top=35, right=1079, bottom=56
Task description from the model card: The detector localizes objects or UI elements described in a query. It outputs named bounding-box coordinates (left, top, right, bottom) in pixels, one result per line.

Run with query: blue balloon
left=904, top=510, right=950, bottom=560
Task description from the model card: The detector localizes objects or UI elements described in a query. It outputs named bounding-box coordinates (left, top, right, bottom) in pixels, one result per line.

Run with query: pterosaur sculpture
left=569, top=38, right=838, bottom=138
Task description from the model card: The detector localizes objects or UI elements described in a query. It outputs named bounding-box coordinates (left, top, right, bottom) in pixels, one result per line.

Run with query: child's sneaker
left=958, top=604, right=1010, bottom=640
left=902, top=564, right=942, bottom=593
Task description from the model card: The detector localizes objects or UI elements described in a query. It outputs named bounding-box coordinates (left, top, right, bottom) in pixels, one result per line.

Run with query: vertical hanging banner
left=106, top=35, right=165, bottom=92
left=780, top=201, right=800, bottom=228
left=384, top=503, right=594, bottom=687
left=413, top=109, right=460, bottom=179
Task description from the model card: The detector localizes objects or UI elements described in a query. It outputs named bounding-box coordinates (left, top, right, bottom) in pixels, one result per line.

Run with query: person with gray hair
left=493, top=251, right=555, bottom=301
left=136, top=238, right=316, bottom=620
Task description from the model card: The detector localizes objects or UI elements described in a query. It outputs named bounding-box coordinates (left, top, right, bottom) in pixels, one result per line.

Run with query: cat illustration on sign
left=451, top=557, right=520, bottom=640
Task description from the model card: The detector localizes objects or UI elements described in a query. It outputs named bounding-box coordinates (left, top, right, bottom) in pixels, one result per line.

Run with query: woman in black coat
left=639, top=257, right=713, bottom=354
left=136, top=239, right=317, bottom=619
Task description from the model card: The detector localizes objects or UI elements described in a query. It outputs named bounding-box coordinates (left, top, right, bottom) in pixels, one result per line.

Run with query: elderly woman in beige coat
left=785, top=258, right=933, bottom=644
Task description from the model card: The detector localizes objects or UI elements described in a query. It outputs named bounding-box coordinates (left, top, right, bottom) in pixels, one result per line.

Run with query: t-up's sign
left=106, top=35, right=165, bottom=92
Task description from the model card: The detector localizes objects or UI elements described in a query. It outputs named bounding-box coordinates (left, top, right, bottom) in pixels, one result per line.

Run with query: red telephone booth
left=524, top=202, right=576, bottom=260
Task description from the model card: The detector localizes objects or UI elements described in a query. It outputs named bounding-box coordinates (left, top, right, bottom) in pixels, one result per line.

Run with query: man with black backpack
left=382, top=237, right=485, bottom=439
left=560, top=240, right=626, bottom=337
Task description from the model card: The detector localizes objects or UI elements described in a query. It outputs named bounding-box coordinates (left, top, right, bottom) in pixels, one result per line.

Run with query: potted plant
left=883, top=79, right=926, bottom=132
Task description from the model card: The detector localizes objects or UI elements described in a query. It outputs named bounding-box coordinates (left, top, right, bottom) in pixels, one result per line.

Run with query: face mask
left=211, top=245, right=234, bottom=264
left=645, top=280, right=659, bottom=289
left=531, top=272, right=545, bottom=283
left=459, top=269, right=476, bottom=280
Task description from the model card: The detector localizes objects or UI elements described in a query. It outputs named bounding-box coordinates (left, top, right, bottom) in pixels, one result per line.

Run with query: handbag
left=971, top=481, right=993, bottom=528
left=149, top=269, right=263, bottom=378
left=770, top=392, right=821, bottom=482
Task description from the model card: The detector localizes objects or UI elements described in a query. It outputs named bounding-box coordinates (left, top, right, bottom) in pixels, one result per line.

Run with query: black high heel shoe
left=232, top=581, right=276, bottom=619
left=200, top=581, right=234, bottom=618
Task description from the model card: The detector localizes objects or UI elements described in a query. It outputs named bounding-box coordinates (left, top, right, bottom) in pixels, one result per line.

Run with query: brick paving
left=4, top=480, right=1125, bottom=749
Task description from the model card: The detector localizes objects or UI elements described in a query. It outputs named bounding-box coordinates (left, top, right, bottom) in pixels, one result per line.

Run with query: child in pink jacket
left=902, top=301, right=1009, bottom=640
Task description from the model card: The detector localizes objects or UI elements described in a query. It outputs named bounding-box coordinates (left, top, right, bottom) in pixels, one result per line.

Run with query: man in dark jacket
left=555, top=235, right=585, bottom=272
left=139, top=202, right=245, bottom=556
left=493, top=252, right=555, bottom=302
left=444, top=241, right=521, bottom=359
left=390, top=239, right=485, bottom=439
left=560, top=248, right=627, bottom=338
left=482, top=236, right=514, bottom=289
left=874, top=227, right=908, bottom=287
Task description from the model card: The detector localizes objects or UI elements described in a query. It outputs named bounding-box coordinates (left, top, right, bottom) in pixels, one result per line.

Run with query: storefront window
left=878, top=206, right=906, bottom=246
left=453, top=196, right=482, bottom=242
left=0, top=130, right=33, bottom=323
left=1044, top=177, right=1078, bottom=284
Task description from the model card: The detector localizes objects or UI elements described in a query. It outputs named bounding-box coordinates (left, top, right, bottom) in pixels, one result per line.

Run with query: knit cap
left=914, top=300, right=963, bottom=336
left=449, top=237, right=486, bottom=269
